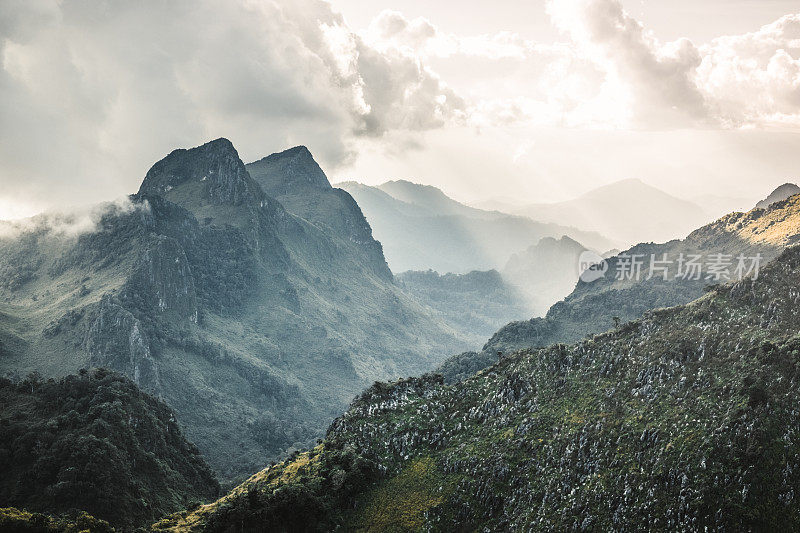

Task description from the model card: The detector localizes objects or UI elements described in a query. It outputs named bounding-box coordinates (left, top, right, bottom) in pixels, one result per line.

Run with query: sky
left=0, top=0, right=799, bottom=219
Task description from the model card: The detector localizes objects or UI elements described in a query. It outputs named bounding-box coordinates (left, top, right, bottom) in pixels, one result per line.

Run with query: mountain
left=0, top=139, right=469, bottom=483
left=375, top=180, right=481, bottom=217
left=438, top=191, right=800, bottom=382
left=0, top=369, right=218, bottom=529
left=395, top=270, right=531, bottom=345
left=756, top=183, right=800, bottom=209
left=501, top=236, right=588, bottom=316
left=155, top=245, right=800, bottom=531
left=511, top=179, right=709, bottom=248
left=337, top=180, right=615, bottom=274
left=469, top=197, right=527, bottom=213
left=245, top=147, right=390, bottom=281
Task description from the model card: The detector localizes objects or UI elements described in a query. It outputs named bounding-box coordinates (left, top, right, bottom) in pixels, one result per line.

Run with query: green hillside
left=0, top=369, right=218, bottom=529
left=158, top=245, right=800, bottom=531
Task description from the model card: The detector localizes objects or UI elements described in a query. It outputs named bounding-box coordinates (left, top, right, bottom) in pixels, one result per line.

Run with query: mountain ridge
left=508, top=178, right=709, bottom=247
left=756, top=182, right=800, bottom=209
left=438, top=191, right=800, bottom=382
left=338, top=180, right=615, bottom=274
left=156, top=244, right=800, bottom=531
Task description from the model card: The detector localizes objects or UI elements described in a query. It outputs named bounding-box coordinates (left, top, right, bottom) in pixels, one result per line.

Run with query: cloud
left=697, top=14, right=800, bottom=128
left=0, top=196, right=148, bottom=239
left=544, top=0, right=800, bottom=129
left=0, top=0, right=464, bottom=214
left=1, top=0, right=799, bottom=218
left=546, top=0, right=708, bottom=128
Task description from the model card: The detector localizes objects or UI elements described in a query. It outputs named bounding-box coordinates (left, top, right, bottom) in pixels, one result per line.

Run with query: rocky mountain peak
left=756, top=182, right=800, bottom=209
left=137, top=138, right=266, bottom=208
left=246, top=145, right=332, bottom=196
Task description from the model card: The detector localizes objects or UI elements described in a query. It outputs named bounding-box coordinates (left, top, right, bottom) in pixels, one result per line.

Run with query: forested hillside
left=157, top=245, right=800, bottom=531
left=0, top=369, right=218, bottom=529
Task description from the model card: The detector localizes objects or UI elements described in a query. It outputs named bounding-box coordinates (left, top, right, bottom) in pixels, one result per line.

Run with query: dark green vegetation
left=439, top=193, right=800, bottom=382
left=338, top=180, right=613, bottom=274
left=0, top=139, right=469, bottom=482
left=396, top=269, right=530, bottom=344
left=0, top=369, right=218, bottom=529
left=160, top=246, right=800, bottom=531
left=0, top=508, right=112, bottom=533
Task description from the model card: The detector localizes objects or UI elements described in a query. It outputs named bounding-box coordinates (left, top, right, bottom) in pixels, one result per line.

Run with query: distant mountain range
left=0, top=139, right=474, bottom=483
left=505, top=178, right=711, bottom=248
left=337, top=180, right=615, bottom=274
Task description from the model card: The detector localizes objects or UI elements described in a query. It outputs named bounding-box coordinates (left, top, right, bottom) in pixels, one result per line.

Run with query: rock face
left=125, top=236, right=198, bottom=321
left=0, top=138, right=467, bottom=482
left=163, top=246, right=800, bottom=532
left=247, top=145, right=332, bottom=195
left=85, top=297, right=161, bottom=393
left=756, top=182, right=800, bottom=209
left=247, top=146, right=392, bottom=281
left=139, top=138, right=265, bottom=207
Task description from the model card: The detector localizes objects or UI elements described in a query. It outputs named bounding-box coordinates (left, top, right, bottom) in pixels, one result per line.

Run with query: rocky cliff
left=0, top=139, right=467, bottom=482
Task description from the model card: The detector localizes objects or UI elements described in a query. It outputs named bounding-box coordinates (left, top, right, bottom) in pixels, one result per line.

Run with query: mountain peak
left=137, top=138, right=265, bottom=208
left=376, top=180, right=467, bottom=215
left=756, top=182, right=800, bottom=209
left=246, top=145, right=331, bottom=196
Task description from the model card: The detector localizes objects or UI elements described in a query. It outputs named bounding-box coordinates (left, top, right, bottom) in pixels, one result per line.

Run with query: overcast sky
left=1, top=0, right=799, bottom=219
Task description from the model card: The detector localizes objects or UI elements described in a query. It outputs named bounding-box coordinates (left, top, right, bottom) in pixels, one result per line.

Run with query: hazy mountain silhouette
left=338, top=180, right=614, bottom=274
left=501, top=236, right=588, bottom=316
left=396, top=269, right=531, bottom=343
left=509, top=178, right=709, bottom=248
